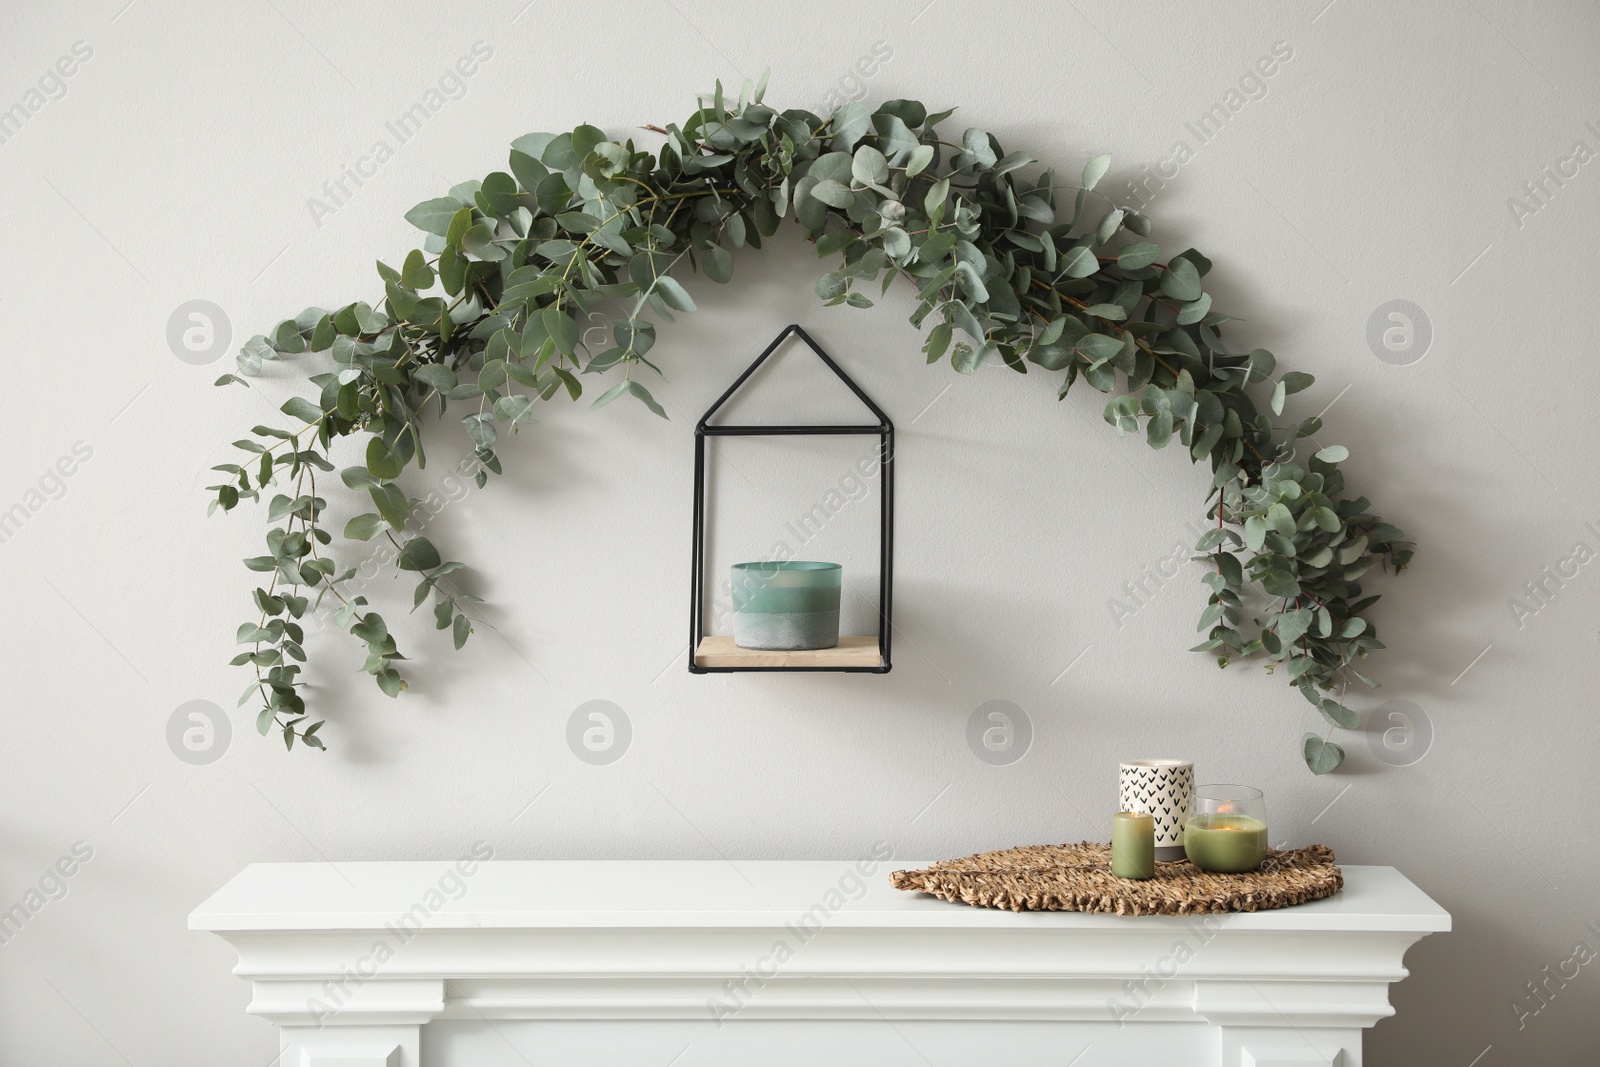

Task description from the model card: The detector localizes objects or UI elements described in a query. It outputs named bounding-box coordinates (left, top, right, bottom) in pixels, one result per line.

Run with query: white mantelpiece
left=190, top=857, right=1449, bottom=1067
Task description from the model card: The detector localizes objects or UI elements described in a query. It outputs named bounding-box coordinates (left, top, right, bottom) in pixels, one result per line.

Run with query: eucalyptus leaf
left=366, top=437, right=403, bottom=481
left=852, top=144, right=889, bottom=186
left=404, top=197, right=465, bottom=236
left=1117, top=242, right=1160, bottom=269
left=343, top=513, right=387, bottom=541
left=653, top=276, right=697, bottom=312
left=369, top=483, right=409, bottom=530
left=1081, top=153, right=1111, bottom=191
left=1318, top=698, right=1359, bottom=729
left=1160, top=257, right=1201, bottom=301
left=495, top=394, right=535, bottom=423
left=280, top=397, right=323, bottom=424
left=1282, top=370, right=1315, bottom=394
left=810, top=179, right=854, bottom=208
left=704, top=245, right=733, bottom=283
left=1060, top=245, right=1099, bottom=279
left=397, top=536, right=442, bottom=572
left=591, top=380, right=667, bottom=419
left=1302, top=734, right=1345, bottom=774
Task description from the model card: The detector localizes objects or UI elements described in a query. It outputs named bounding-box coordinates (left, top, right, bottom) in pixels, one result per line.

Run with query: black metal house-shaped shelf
left=689, top=324, right=894, bottom=673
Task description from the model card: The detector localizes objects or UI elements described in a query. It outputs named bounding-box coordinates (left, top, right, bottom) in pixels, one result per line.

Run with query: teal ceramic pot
left=730, top=561, right=842, bottom=650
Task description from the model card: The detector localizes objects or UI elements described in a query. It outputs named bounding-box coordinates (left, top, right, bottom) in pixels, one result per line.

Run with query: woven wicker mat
left=891, top=842, right=1341, bottom=915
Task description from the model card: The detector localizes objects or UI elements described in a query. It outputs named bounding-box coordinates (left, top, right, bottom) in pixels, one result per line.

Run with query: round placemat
left=891, top=842, right=1341, bottom=915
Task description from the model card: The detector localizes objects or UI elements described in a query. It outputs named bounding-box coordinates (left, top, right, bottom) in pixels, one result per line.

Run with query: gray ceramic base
left=732, top=610, right=840, bottom=651
left=1154, top=844, right=1186, bottom=862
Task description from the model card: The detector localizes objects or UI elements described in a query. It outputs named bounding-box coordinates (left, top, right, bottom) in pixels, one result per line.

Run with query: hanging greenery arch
left=210, top=78, right=1411, bottom=773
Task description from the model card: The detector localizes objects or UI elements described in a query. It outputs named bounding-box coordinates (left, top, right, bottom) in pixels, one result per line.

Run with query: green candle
left=1183, top=813, right=1269, bottom=873
left=1111, top=811, right=1155, bottom=879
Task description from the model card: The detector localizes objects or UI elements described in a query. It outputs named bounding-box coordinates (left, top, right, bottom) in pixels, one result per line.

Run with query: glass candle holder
left=1183, top=785, right=1269, bottom=873
left=730, top=561, right=841, bottom=650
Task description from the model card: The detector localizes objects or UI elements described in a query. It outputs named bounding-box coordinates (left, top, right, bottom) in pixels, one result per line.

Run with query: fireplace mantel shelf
left=192, top=859, right=1449, bottom=1067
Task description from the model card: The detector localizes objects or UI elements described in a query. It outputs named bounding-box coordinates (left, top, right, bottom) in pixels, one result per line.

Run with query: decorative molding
left=1193, top=979, right=1396, bottom=1029
left=247, top=979, right=444, bottom=1027
left=1242, top=1050, right=1344, bottom=1067
left=193, top=861, right=1448, bottom=1067
left=302, top=1046, right=402, bottom=1067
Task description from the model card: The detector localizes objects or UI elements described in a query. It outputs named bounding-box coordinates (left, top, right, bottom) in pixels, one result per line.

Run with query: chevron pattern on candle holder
left=1119, top=760, right=1195, bottom=851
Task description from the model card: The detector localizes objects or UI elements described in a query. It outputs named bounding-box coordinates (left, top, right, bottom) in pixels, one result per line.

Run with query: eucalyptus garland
left=210, top=78, right=1411, bottom=773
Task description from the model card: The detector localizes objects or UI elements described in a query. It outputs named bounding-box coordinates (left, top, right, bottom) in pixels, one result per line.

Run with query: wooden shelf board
left=693, top=635, right=883, bottom=669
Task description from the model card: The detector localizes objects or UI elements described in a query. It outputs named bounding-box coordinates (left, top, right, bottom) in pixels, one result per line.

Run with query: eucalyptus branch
left=208, top=81, right=1411, bottom=774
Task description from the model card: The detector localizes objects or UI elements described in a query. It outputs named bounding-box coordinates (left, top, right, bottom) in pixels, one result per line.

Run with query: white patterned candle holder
left=1119, top=759, right=1194, bottom=862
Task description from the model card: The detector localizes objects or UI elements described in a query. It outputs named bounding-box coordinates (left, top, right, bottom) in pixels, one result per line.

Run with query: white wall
left=2, top=0, right=1596, bottom=1062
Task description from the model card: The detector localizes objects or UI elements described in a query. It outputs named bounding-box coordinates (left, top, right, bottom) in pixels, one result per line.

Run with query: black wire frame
left=689, top=324, right=893, bottom=674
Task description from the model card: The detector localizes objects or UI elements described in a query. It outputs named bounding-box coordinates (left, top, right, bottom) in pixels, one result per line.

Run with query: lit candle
left=1111, top=811, right=1155, bottom=880
left=1183, top=803, right=1269, bottom=873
